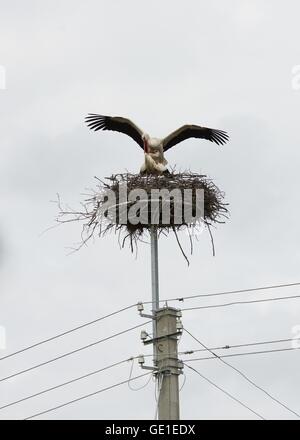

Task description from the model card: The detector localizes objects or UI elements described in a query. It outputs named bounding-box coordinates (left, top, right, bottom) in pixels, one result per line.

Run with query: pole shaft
left=150, top=227, right=159, bottom=363
left=150, top=229, right=181, bottom=419
left=156, top=307, right=181, bottom=420
left=150, top=227, right=159, bottom=312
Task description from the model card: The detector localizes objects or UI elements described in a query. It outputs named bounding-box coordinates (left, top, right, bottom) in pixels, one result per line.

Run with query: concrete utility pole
left=155, top=307, right=183, bottom=420
left=150, top=226, right=159, bottom=364
left=139, top=304, right=183, bottom=420
left=139, top=227, right=183, bottom=420
left=139, top=228, right=183, bottom=419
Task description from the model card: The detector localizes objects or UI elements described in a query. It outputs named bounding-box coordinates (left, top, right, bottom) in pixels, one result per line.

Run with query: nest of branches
left=56, top=172, right=229, bottom=263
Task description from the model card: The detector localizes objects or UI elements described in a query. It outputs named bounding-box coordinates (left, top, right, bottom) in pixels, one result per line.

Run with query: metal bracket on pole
left=141, top=331, right=183, bottom=346
left=137, top=302, right=155, bottom=320
left=137, top=354, right=158, bottom=372
left=154, top=360, right=184, bottom=376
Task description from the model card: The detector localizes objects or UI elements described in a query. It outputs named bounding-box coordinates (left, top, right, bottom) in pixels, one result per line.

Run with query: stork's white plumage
left=140, top=133, right=168, bottom=174
left=85, top=114, right=229, bottom=174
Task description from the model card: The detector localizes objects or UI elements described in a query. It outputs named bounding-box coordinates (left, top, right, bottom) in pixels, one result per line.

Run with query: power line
left=24, top=372, right=152, bottom=420
left=142, top=281, right=300, bottom=305
left=184, top=346, right=300, bottom=362
left=181, top=294, right=300, bottom=311
left=181, top=337, right=300, bottom=354
left=0, top=303, right=137, bottom=362
left=0, top=321, right=151, bottom=384
left=184, top=328, right=300, bottom=419
left=127, top=358, right=153, bottom=391
left=0, top=357, right=136, bottom=411
left=135, top=337, right=300, bottom=362
left=2, top=282, right=299, bottom=364
left=184, top=363, right=265, bottom=420
left=3, top=333, right=296, bottom=414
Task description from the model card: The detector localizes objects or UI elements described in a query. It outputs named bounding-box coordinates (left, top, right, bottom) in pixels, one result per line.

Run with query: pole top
left=155, top=306, right=181, bottom=317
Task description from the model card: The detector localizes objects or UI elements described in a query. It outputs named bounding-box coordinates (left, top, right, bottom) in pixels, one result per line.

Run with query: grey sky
left=0, top=0, right=300, bottom=420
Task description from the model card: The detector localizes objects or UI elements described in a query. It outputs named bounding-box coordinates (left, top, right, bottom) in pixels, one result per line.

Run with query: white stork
left=85, top=114, right=229, bottom=174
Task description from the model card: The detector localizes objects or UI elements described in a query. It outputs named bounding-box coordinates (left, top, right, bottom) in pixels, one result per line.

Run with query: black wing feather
left=85, top=114, right=144, bottom=149
left=163, top=124, right=229, bottom=151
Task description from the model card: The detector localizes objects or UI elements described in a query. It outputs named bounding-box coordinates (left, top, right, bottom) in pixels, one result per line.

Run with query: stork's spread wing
left=163, top=124, right=229, bottom=151
left=85, top=114, right=144, bottom=149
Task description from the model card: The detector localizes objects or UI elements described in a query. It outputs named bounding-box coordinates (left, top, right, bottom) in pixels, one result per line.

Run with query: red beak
left=144, top=139, right=148, bottom=153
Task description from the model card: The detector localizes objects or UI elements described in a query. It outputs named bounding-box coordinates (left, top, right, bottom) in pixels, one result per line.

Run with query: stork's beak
left=143, top=139, right=148, bottom=154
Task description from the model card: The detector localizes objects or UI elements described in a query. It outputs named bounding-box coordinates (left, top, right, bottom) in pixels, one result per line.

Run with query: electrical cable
left=183, top=346, right=300, bottom=362
left=184, top=363, right=265, bottom=419
left=142, top=281, right=300, bottom=305
left=179, top=371, right=187, bottom=392
left=181, top=294, right=300, bottom=311
left=2, top=282, right=299, bottom=365
left=140, top=336, right=300, bottom=360
left=24, top=372, right=152, bottom=420
left=0, top=303, right=137, bottom=362
left=0, top=357, right=135, bottom=411
left=127, top=358, right=153, bottom=391
left=184, top=328, right=300, bottom=419
left=181, top=337, right=300, bottom=354
left=0, top=321, right=151, bottom=384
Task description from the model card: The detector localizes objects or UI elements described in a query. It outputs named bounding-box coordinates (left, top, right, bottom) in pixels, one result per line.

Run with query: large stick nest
left=55, top=172, right=229, bottom=263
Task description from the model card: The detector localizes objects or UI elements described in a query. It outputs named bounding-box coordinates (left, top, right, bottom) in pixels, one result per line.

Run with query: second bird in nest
left=85, top=114, right=229, bottom=175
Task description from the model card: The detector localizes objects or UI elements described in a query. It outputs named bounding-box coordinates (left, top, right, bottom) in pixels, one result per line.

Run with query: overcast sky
left=0, top=0, right=300, bottom=420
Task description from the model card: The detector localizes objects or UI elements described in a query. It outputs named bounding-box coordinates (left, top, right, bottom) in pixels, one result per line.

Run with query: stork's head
left=142, top=133, right=150, bottom=153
